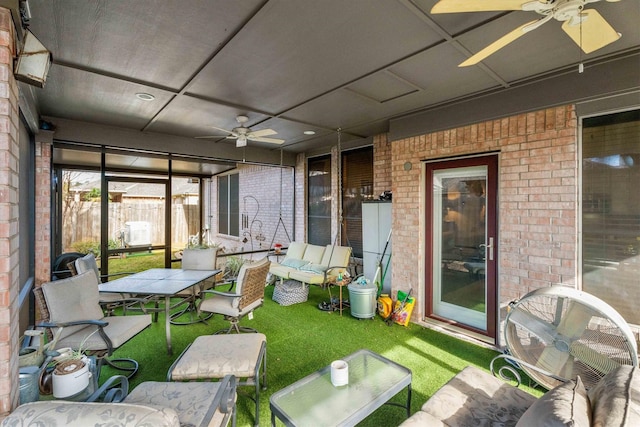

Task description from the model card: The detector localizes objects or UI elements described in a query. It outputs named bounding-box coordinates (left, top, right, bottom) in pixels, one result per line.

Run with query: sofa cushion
left=301, top=244, right=325, bottom=264
left=269, top=262, right=292, bottom=279
left=285, top=242, right=307, bottom=260
left=320, top=245, right=351, bottom=269
left=516, top=376, right=591, bottom=427
left=420, top=366, right=536, bottom=427
left=289, top=269, right=328, bottom=285
left=588, top=365, right=640, bottom=427
left=399, top=409, right=447, bottom=426
left=0, top=401, right=180, bottom=427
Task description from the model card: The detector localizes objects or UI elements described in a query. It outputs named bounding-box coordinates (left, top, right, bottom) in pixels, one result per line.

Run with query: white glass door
left=426, top=156, right=497, bottom=337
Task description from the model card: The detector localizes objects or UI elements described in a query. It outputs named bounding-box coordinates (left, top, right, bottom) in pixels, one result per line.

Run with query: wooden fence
left=62, top=201, right=199, bottom=252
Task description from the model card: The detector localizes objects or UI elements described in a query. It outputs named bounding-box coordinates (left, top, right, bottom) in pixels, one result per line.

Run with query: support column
left=0, top=6, right=19, bottom=416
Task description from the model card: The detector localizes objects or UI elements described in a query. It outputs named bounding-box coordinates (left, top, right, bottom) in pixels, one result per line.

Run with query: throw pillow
left=300, top=263, right=327, bottom=274
left=281, top=258, right=309, bottom=269
left=589, top=365, right=640, bottom=427
left=516, top=376, right=591, bottom=426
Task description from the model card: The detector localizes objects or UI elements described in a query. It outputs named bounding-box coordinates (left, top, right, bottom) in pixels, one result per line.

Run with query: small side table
left=328, top=277, right=351, bottom=316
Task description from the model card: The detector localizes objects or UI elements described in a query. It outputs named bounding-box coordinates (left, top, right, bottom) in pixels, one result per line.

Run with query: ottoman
left=168, top=333, right=267, bottom=426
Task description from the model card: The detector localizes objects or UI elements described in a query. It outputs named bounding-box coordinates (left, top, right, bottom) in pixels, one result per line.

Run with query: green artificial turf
left=100, top=284, right=540, bottom=426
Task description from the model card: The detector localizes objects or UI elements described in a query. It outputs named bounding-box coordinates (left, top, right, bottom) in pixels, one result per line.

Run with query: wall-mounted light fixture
left=14, top=30, right=51, bottom=88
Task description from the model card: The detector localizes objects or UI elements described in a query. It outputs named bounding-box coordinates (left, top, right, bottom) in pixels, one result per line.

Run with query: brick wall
left=390, top=105, right=578, bottom=341
left=0, top=7, right=18, bottom=415
left=373, top=133, right=392, bottom=196
left=34, top=133, right=53, bottom=285
left=209, top=163, right=295, bottom=255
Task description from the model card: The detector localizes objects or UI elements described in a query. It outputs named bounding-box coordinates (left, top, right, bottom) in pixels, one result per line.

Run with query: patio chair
left=73, top=252, right=145, bottom=315
left=171, top=247, right=220, bottom=325
left=198, top=257, right=270, bottom=334
left=34, top=271, right=152, bottom=378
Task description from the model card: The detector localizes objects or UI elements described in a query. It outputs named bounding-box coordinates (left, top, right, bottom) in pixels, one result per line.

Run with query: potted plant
left=224, top=255, right=246, bottom=281
left=50, top=331, right=96, bottom=398
left=51, top=350, right=91, bottom=398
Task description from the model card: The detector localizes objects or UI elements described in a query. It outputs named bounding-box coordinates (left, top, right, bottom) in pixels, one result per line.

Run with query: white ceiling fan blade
left=208, top=125, right=235, bottom=135
left=562, top=9, right=621, bottom=54
left=250, top=136, right=284, bottom=144
left=249, top=128, right=278, bottom=138
left=195, top=135, right=227, bottom=139
left=459, top=19, right=540, bottom=67
left=431, top=0, right=527, bottom=13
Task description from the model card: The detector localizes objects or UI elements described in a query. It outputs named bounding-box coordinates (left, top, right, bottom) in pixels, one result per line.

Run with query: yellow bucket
left=377, top=294, right=393, bottom=318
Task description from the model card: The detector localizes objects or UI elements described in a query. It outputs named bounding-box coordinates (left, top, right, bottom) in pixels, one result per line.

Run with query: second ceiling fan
left=431, top=0, right=623, bottom=67
left=197, top=115, right=285, bottom=147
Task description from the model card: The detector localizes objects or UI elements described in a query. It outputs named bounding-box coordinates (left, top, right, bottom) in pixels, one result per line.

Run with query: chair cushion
left=199, top=294, right=240, bottom=316
left=43, top=271, right=104, bottom=322
left=516, top=376, right=591, bottom=427
left=56, top=314, right=151, bottom=350
left=54, top=314, right=151, bottom=351
left=126, top=381, right=233, bottom=427
left=588, top=365, right=640, bottom=427
left=181, top=248, right=217, bottom=270
left=0, top=400, right=180, bottom=426
left=169, top=334, right=266, bottom=380
left=42, top=271, right=105, bottom=340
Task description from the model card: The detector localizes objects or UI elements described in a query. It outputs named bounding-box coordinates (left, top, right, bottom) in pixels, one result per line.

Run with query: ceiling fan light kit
left=431, top=0, right=623, bottom=66
left=195, top=114, right=285, bottom=148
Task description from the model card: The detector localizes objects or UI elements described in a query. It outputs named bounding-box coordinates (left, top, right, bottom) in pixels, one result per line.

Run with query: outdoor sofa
left=269, top=241, right=351, bottom=286
left=399, top=364, right=640, bottom=426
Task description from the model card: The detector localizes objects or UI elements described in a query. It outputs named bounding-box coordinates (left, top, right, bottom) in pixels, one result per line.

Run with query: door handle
left=480, top=237, right=494, bottom=261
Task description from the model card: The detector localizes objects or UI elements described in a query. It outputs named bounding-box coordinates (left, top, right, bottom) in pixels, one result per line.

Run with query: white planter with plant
left=51, top=353, right=91, bottom=398
left=50, top=330, right=95, bottom=398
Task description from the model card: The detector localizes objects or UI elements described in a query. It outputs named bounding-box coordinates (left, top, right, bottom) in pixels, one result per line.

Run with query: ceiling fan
left=196, top=115, right=285, bottom=147
left=431, top=0, right=623, bottom=67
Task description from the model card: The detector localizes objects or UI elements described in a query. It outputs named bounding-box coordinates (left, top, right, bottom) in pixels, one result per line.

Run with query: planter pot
left=52, top=357, right=91, bottom=398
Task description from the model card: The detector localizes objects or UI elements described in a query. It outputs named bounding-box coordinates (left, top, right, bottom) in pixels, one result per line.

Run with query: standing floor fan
left=501, top=286, right=638, bottom=390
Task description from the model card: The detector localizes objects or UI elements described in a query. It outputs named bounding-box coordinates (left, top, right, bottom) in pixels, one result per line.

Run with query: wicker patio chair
left=198, top=257, right=271, bottom=334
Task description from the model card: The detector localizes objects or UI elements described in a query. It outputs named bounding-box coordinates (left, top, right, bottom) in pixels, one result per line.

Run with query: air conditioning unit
left=124, top=221, right=151, bottom=247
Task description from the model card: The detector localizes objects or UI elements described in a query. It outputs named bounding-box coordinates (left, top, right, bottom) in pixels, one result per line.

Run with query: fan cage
left=504, top=286, right=638, bottom=390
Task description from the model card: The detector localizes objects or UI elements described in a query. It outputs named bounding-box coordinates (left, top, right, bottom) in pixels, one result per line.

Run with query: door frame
left=424, top=154, right=498, bottom=340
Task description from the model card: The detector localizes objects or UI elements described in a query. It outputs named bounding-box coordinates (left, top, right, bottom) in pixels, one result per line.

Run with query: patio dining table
left=98, top=268, right=220, bottom=355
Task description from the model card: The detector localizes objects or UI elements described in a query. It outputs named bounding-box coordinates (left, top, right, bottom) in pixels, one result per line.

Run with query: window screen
left=341, top=147, right=373, bottom=257
left=308, top=156, right=331, bottom=246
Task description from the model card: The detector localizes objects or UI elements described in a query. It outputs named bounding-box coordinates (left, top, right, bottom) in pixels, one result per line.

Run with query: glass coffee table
left=270, top=349, right=412, bottom=426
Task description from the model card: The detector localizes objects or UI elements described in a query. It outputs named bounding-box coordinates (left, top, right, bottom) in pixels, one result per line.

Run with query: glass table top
left=270, top=349, right=412, bottom=426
